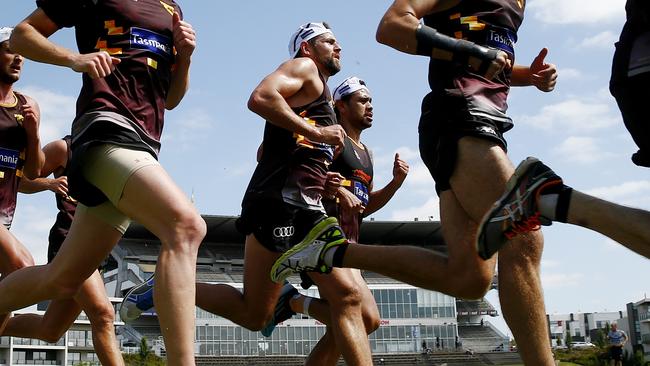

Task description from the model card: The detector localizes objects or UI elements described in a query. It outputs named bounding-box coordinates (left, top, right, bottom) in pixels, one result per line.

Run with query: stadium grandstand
left=0, top=215, right=519, bottom=365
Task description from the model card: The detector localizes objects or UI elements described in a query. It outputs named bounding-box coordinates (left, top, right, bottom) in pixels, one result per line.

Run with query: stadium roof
left=122, top=215, right=445, bottom=250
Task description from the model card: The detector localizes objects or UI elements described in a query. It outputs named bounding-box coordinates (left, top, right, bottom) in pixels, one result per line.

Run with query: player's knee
left=47, top=272, right=83, bottom=299
left=163, top=210, right=206, bottom=252
left=245, top=313, right=272, bottom=331
left=455, top=271, right=492, bottom=300
left=362, top=305, right=381, bottom=334
left=328, top=282, right=364, bottom=311
left=86, top=301, right=116, bottom=330
left=40, top=323, right=67, bottom=343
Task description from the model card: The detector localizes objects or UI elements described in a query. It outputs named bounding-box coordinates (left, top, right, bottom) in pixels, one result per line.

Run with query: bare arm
left=19, top=139, right=68, bottom=195
left=247, top=58, right=345, bottom=146
left=375, top=0, right=445, bottom=54
left=12, top=9, right=120, bottom=79
left=166, top=13, right=196, bottom=110
left=20, top=96, right=44, bottom=180
left=364, top=153, right=409, bottom=216
left=511, top=48, right=557, bottom=92
left=376, top=0, right=510, bottom=79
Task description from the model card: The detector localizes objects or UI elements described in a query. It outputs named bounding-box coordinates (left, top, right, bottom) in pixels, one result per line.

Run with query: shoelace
left=504, top=212, right=542, bottom=239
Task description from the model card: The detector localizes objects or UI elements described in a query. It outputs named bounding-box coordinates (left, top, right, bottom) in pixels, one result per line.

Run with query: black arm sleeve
left=415, top=23, right=498, bottom=65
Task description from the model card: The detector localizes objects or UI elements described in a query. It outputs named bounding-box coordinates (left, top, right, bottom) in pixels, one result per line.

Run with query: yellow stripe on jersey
left=104, top=20, right=125, bottom=35
left=460, top=16, right=486, bottom=31
left=147, top=58, right=158, bottom=69
left=0, top=171, right=4, bottom=179
left=16, top=169, right=22, bottom=178
left=160, top=1, right=175, bottom=16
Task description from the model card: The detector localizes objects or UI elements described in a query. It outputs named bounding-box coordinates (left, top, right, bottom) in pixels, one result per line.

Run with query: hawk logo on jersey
left=160, top=1, right=175, bottom=16
left=517, top=0, right=525, bottom=9
left=14, top=114, right=24, bottom=124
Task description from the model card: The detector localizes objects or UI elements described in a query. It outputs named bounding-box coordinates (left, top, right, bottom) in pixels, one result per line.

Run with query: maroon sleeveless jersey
left=37, top=0, right=183, bottom=151
left=0, top=92, right=28, bottom=228
left=242, top=73, right=337, bottom=211
left=324, top=137, right=373, bottom=243
left=424, top=0, right=525, bottom=128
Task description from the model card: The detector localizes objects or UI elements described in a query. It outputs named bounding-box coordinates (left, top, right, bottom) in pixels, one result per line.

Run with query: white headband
left=333, top=76, right=369, bottom=101
left=289, top=22, right=333, bottom=58
left=0, top=27, right=13, bottom=44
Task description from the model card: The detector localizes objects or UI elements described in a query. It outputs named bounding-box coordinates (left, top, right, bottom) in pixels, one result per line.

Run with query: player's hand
left=20, top=102, right=39, bottom=138
left=469, top=50, right=511, bottom=80
left=529, top=48, right=557, bottom=92
left=338, top=188, right=365, bottom=215
left=313, top=124, right=346, bottom=147
left=392, top=153, right=409, bottom=185
left=70, top=51, right=121, bottom=79
left=324, top=172, right=344, bottom=199
left=49, top=176, right=69, bottom=197
left=173, top=12, right=196, bottom=61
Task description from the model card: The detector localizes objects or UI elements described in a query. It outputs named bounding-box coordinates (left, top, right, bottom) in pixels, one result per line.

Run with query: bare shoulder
left=276, top=57, right=319, bottom=80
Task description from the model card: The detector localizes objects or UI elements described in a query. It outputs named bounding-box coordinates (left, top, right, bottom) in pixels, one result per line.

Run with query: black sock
left=331, top=245, right=349, bottom=268
left=554, top=185, right=573, bottom=223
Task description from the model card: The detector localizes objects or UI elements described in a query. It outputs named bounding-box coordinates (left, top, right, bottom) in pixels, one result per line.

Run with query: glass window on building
left=68, top=352, right=81, bottom=365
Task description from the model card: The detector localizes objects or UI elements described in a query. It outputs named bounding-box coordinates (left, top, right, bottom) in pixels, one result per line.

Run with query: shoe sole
left=270, top=217, right=341, bottom=283
left=119, top=274, right=155, bottom=323
left=476, top=157, right=541, bottom=260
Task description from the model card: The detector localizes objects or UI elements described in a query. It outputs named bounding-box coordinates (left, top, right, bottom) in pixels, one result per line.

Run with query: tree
left=565, top=328, right=573, bottom=350
left=594, top=329, right=606, bottom=349
left=139, top=337, right=152, bottom=361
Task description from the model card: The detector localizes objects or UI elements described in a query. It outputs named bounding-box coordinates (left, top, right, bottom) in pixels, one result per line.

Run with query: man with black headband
left=611, top=0, right=650, bottom=167
left=6, top=2, right=203, bottom=364
left=272, top=2, right=650, bottom=365
left=0, top=25, right=43, bottom=336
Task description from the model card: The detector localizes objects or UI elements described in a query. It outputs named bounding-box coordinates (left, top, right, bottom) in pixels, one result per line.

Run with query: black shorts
left=418, top=92, right=509, bottom=194
left=236, top=199, right=330, bottom=253
left=610, top=345, right=623, bottom=361
left=47, top=226, right=66, bottom=263
left=610, top=40, right=650, bottom=167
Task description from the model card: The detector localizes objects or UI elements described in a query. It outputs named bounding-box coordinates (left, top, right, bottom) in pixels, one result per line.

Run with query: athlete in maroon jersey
left=267, top=76, right=410, bottom=364
left=7, top=2, right=202, bottom=364
left=5, top=136, right=123, bottom=366
left=274, top=2, right=650, bottom=365
left=0, top=26, right=43, bottom=336
left=190, top=22, right=372, bottom=365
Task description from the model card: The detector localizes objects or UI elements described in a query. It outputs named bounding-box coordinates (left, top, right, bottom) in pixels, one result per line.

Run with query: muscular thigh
left=0, top=225, right=34, bottom=274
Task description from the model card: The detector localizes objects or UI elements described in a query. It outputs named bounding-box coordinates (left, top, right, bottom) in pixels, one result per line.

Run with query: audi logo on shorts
left=273, top=226, right=295, bottom=238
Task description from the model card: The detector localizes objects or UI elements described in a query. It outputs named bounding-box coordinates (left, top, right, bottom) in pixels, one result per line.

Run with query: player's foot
left=477, top=157, right=562, bottom=259
left=119, top=274, right=155, bottom=323
left=270, top=217, right=347, bottom=283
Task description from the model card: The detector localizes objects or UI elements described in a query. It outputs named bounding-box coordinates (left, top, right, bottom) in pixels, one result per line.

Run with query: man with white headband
left=265, top=76, right=409, bottom=364
left=272, top=2, right=650, bottom=365
left=122, top=22, right=372, bottom=365
left=0, top=26, right=44, bottom=332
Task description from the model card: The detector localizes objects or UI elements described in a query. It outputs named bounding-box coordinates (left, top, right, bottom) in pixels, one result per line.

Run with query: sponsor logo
left=130, top=27, right=173, bottom=61
left=477, top=126, right=497, bottom=136
left=353, top=181, right=369, bottom=206
left=0, top=148, right=19, bottom=170
left=273, top=226, right=295, bottom=238
left=486, top=28, right=516, bottom=56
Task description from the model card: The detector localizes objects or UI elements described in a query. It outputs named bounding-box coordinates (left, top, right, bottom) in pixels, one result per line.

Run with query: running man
left=272, top=1, right=559, bottom=364
left=4, top=136, right=124, bottom=366
left=168, top=22, right=369, bottom=365
left=262, top=76, right=409, bottom=364
left=0, top=26, right=43, bottom=333
left=610, top=0, right=650, bottom=167
left=273, top=2, right=650, bottom=365
left=6, top=2, right=204, bottom=364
